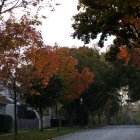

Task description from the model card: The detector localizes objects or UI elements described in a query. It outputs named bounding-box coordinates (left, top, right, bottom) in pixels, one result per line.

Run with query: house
left=0, top=88, right=66, bottom=129
left=0, top=96, right=14, bottom=115
left=0, top=90, right=54, bottom=129
left=0, top=93, right=39, bottom=129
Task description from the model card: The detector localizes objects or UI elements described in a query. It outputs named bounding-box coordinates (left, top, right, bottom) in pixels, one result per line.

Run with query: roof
left=0, top=96, right=14, bottom=104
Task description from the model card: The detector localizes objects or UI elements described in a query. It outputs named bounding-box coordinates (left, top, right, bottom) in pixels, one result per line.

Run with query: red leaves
left=0, top=16, right=44, bottom=94
left=0, top=16, right=94, bottom=102
left=28, top=46, right=94, bottom=101
left=28, top=47, right=58, bottom=84
left=130, top=48, right=140, bottom=69
left=55, top=47, right=78, bottom=77
left=0, top=16, right=43, bottom=52
left=26, top=46, right=78, bottom=86
left=117, top=46, right=130, bottom=65
left=118, top=46, right=140, bottom=69
left=66, top=67, right=94, bottom=100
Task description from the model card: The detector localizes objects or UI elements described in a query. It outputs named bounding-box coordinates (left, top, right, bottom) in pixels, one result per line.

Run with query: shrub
left=51, top=119, right=58, bottom=127
left=18, top=105, right=37, bottom=119
left=25, top=110, right=37, bottom=119
left=18, top=110, right=37, bottom=119
left=0, top=114, right=12, bottom=132
left=61, top=120, right=69, bottom=126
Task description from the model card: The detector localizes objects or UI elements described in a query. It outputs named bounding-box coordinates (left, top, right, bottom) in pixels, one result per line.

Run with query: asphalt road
left=55, top=125, right=140, bottom=140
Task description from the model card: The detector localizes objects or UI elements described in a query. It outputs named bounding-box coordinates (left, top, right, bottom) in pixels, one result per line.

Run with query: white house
left=0, top=90, right=39, bottom=129
left=0, top=89, right=52, bottom=129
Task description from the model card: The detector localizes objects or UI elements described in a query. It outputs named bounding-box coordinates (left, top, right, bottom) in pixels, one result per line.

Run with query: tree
left=72, top=0, right=140, bottom=48
left=40, top=47, right=94, bottom=126
left=83, top=63, right=121, bottom=125
left=117, top=46, right=140, bottom=69
left=0, top=0, right=57, bottom=16
left=117, top=47, right=140, bottom=101
left=62, top=67, right=94, bottom=126
left=70, top=47, right=100, bottom=72
left=65, top=67, right=94, bottom=100
left=24, top=46, right=78, bottom=84
left=106, top=45, right=140, bottom=102
left=68, top=47, right=122, bottom=125
left=24, top=75, right=64, bottom=131
left=0, top=16, right=43, bottom=135
left=18, top=46, right=80, bottom=130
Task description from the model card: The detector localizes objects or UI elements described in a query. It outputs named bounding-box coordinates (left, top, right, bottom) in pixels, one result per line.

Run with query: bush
left=61, top=120, right=69, bottom=126
left=18, top=105, right=37, bottom=119
left=25, top=110, right=37, bottom=119
left=51, top=119, right=69, bottom=127
left=18, top=110, right=37, bottom=119
left=0, top=114, right=12, bottom=132
left=51, top=119, right=58, bottom=127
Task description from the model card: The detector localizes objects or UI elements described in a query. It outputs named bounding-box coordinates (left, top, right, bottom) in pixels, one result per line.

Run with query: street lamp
left=80, top=97, right=83, bottom=104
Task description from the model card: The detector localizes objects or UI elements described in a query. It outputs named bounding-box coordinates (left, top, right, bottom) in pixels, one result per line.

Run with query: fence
left=12, top=119, right=39, bottom=130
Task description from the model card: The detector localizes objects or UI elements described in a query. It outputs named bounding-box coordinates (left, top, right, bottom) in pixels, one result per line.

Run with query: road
left=55, top=125, right=140, bottom=140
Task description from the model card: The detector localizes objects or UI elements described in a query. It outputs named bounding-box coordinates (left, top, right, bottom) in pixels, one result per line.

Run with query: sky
left=40, top=0, right=83, bottom=47
left=39, top=0, right=115, bottom=50
left=3, top=0, right=115, bottom=50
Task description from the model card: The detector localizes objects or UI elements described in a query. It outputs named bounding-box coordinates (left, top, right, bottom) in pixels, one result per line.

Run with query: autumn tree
left=72, top=0, right=140, bottom=116
left=0, top=16, right=43, bottom=135
left=0, top=0, right=58, bottom=16
left=17, top=46, right=80, bottom=130
left=47, top=47, right=94, bottom=126
left=115, top=46, right=140, bottom=101
left=73, top=1, right=140, bottom=103
left=72, top=0, right=140, bottom=48
left=24, top=75, right=65, bottom=132
left=65, top=67, right=94, bottom=100
left=64, top=66, right=94, bottom=125
left=68, top=47, right=121, bottom=125
left=56, top=48, right=95, bottom=99
left=104, top=46, right=140, bottom=124
left=83, top=62, right=121, bottom=125
left=21, top=46, right=94, bottom=127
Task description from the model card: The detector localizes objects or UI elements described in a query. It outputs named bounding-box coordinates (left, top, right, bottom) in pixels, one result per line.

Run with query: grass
left=0, top=126, right=83, bottom=140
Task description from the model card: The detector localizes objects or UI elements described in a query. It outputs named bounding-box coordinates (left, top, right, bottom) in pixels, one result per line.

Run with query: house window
left=0, top=105, right=6, bottom=114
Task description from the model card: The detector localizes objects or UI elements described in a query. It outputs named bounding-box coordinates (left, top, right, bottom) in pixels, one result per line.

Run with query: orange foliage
left=55, top=47, right=78, bottom=77
left=26, top=46, right=94, bottom=99
left=118, top=46, right=140, bottom=69
left=27, top=46, right=58, bottom=84
left=29, top=46, right=95, bottom=100
left=26, top=46, right=78, bottom=86
left=0, top=16, right=43, bottom=85
left=117, top=46, right=130, bottom=65
left=122, top=16, right=140, bottom=28
left=65, top=67, right=94, bottom=100
left=131, top=48, right=140, bottom=69
left=0, top=16, right=93, bottom=101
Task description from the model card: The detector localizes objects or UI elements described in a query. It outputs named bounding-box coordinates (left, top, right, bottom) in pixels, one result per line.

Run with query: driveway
left=55, top=125, right=140, bottom=140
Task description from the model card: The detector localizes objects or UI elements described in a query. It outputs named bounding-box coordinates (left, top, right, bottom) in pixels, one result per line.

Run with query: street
left=55, top=125, right=140, bottom=140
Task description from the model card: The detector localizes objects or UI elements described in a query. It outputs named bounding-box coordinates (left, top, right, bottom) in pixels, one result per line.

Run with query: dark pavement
left=55, top=125, right=140, bottom=140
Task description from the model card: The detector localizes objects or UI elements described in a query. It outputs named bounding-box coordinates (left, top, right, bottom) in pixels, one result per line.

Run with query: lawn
left=0, top=127, right=82, bottom=140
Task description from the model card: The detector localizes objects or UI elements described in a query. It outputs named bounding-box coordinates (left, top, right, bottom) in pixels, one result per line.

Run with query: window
left=0, top=105, right=6, bottom=114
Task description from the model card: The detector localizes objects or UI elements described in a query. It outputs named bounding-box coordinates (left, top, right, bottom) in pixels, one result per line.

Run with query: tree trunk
left=68, top=110, right=73, bottom=126
left=98, top=114, right=101, bottom=125
left=106, top=111, right=110, bottom=125
left=40, top=108, right=43, bottom=132
left=91, top=112, right=94, bottom=118
left=56, top=103, right=60, bottom=132
left=108, top=111, right=112, bottom=125
left=13, top=78, right=17, bottom=135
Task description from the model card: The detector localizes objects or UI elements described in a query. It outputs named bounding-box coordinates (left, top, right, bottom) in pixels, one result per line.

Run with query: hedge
left=0, top=114, right=12, bottom=132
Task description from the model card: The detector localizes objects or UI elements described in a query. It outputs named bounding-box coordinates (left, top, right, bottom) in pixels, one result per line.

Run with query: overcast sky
left=39, top=0, right=83, bottom=47
left=39, top=0, right=115, bottom=50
